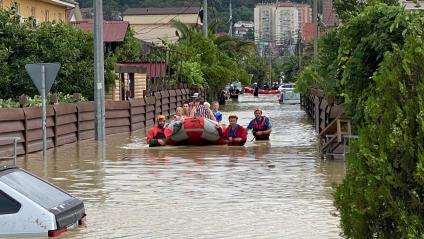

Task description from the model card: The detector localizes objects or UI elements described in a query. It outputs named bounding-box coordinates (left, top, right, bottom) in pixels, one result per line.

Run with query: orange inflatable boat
left=166, top=117, right=226, bottom=146
left=244, top=86, right=279, bottom=95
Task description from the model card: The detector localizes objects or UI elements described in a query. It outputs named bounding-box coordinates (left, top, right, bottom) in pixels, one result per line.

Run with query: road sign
left=25, top=63, right=61, bottom=161
left=25, top=63, right=60, bottom=95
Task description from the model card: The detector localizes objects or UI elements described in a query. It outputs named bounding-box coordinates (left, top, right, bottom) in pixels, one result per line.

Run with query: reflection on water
left=17, top=94, right=344, bottom=239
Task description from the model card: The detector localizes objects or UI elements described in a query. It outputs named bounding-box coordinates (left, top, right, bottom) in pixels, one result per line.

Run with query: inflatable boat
left=244, top=87, right=279, bottom=95
left=166, top=117, right=226, bottom=146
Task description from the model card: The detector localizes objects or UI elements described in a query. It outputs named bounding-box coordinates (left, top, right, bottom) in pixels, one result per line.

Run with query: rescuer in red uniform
left=146, top=115, right=168, bottom=147
left=224, top=114, right=247, bottom=146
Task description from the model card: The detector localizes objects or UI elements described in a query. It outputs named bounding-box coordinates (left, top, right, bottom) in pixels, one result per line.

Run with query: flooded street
left=17, top=94, right=345, bottom=238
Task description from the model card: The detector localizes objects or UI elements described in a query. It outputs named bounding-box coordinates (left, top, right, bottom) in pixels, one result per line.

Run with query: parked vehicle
left=278, top=83, right=300, bottom=104
left=0, top=166, right=86, bottom=237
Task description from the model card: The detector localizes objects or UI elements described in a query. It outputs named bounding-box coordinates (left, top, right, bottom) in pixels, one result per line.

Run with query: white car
left=0, top=166, right=86, bottom=237
left=278, top=83, right=300, bottom=104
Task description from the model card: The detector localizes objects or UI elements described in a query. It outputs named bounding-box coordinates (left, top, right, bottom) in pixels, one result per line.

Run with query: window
left=31, top=7, right=36, bottom=17
left=45, top=10, right=49, bottom=22
left=15, top=2, right=20, bottom=14
left=0, top=190, right=21, bottom=215
left=0, top=170, right=72, bottom=209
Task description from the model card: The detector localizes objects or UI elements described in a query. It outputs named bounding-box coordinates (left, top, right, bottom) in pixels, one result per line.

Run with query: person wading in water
left=247, top=108, right=272, bottom=140
left=146, top=115, right=168, bottom=147
left=224, top=114, right=247, bottom=146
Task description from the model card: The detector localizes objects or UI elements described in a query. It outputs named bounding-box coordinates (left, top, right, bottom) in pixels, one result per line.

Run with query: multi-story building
left=0, top=0, right=80, bottom=23
left=123, top=7, right=202, bottom=45
left=234, top=21, right=254, bottom=39
left=399, top=0, right=424, bottom=9
left=254, top=2, right=312, bottom=50
left=322, top=0, right=338, bottom=27
left=254, top=3, right=275, bottom=47
left=274, top=5, right=299, bottom=46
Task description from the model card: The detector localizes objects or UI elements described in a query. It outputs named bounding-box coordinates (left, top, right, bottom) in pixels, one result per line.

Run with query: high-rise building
left=254, top=3, right=275, bottom=47
left=274, top=5, right=299, bottom=46
left=254, top=2, right=312, bottom=50
left=322, top=0, right=338, bottom=27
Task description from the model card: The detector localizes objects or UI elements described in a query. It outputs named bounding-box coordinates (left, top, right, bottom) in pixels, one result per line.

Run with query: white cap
left=191, top=93, right=199, bottom=98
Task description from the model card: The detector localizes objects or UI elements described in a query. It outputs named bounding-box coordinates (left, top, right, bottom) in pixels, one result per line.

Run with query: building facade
left=274, top=6, right=299, bottom=46
left=0, top=0, right=79, bottom=23
left=400, top=0, right=424, bottom=9
left=322, top=0, right=338, bottom=27
left=233, top=21, right=254, bottom=39
left=123, top=7, right=202, bottom=45
left=254, top=2, right=312, bottom=50
left=254, top=4, right=275, bottom=47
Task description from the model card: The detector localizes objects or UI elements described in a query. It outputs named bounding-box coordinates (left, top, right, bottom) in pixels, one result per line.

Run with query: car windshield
left=0, top=170, right=72, bottom=209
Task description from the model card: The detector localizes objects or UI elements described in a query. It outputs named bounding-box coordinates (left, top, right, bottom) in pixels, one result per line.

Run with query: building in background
left=254, top=3, right=275, bottom=48
left=322, top=0, right=338, bottom=27
left=274, top=3, right=299, bottom=47
left=0, top=0, right=81, bottom=23
left=123, top=7, right=202, bottom=45
left=399, top=0, right=424, bottom=9
left=254, top=2, right=312, bottom=55
left=234, top=21, right=254, bottom=39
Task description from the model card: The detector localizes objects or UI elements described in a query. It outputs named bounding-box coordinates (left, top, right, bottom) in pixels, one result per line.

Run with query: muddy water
left=18, top=94, right=345, bottom=238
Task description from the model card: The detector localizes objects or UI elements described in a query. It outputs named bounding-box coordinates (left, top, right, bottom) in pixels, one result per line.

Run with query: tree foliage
left=0, top=8, right=140, bottom=100
left=166, top=20, right=258, bottom=94
left=297, top=3, right=424, bottom=237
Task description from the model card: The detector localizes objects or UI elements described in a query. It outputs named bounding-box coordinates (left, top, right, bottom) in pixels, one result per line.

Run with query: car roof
left=0, top=166, right=19, bottom=177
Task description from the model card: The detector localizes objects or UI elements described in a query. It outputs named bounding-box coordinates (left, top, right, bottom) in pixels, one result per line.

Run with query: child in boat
left=224, top=114, right=247, bottom=146
left=212, top=101, right=223, bottom=124
left=173, top=107, right=184, bottom=122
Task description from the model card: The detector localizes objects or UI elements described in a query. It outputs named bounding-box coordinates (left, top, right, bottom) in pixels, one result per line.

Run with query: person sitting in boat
left=173, top=107, right=185, bottom=122
left=247, top=108, right=272, bottom=141
left=182, top=102, right=191, bottom=117
left=146, top=115, right=168, bottom=147
left=190, top=97, right=216, bottom=121
left=224, top=115, right=247, bottom=146
left=212, top=101, right=223, bottom=123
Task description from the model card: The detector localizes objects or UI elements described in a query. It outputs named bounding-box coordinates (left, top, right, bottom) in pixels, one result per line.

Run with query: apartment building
left=254, top=2, right=312, bottom=48
left=254, top=3, right=275, bottom=47
left=0, top=0, right=80, bottom=23
left=322, top=0, right=338, bottom=27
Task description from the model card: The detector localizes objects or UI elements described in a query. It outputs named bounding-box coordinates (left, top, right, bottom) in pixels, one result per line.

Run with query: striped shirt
left=195, top=105, right=212, bottom=119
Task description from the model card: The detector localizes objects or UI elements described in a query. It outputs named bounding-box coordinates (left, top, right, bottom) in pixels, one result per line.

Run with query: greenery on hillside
left=78, top=0, right=306, bottom=31
left=297, top=1, right=424, bottom=237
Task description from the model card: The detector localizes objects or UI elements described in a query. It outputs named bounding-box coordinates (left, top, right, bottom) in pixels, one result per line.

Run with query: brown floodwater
left=16, top=94, right=345, bottom=238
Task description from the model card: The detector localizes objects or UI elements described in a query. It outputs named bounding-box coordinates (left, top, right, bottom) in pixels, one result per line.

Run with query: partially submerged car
left=0, top=166, right=86, bottom=237
left=278, top=83, right=301, bottom=104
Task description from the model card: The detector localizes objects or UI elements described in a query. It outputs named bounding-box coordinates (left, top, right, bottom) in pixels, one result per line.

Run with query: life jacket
left=252, top=116, right=270, bottom=140
left=154, top=128, right=166, bottom=139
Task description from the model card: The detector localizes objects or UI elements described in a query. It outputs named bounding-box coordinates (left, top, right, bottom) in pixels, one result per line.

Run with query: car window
left=0, top=190, right=21, bottom=214
left=0, top=171, right=72, bottom=209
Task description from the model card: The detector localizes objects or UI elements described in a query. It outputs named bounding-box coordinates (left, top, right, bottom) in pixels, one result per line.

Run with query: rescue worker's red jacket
left=224, top=124, right=247, bottom=146
left=146, top=126, right=166, bottom=143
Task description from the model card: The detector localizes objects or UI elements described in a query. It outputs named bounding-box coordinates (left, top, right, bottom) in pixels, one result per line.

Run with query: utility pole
left=298, top=29, right=302, bottom=69
left=202, top=0, right=208, bottom=38
left=94, top=0, right=105, bottom=140
left=313, top=0, right=318, bottom=58
left=229, top=0, right=233, bottom=37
